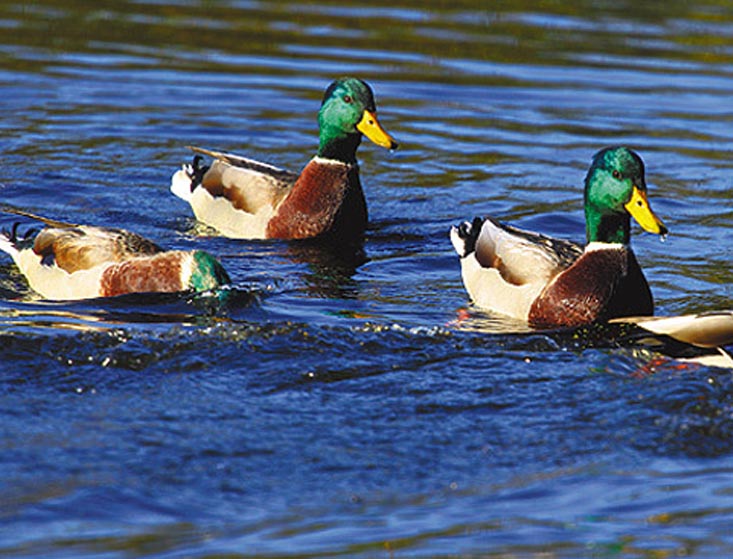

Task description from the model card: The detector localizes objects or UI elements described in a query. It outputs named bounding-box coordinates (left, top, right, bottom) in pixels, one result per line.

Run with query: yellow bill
left=356, top=110, right=398, bottom=150
left=625, top=185, right=668, bottom=235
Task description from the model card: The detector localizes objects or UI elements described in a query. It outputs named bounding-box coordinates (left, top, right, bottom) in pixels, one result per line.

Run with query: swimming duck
left=612, top=311, right=733, bottom=349
left=450, top=146, right=668, bottom=328
left=0, top=211, right=229, bottom=300
left=610, top=311, right=733, bottom=369
left=170, top=77, right=398, bottom=241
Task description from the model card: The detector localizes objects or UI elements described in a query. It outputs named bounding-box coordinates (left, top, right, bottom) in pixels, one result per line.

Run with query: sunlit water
left=2, top=1, right=733, bottom=557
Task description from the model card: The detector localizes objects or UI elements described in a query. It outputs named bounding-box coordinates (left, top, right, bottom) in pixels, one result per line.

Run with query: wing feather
left=187, top=146, right=298, bottom=214
left=474, top=218, right=582, bottom=285
left=612, top=311, right=733, bottom=348
left=33, top=226, right=163, bottom=273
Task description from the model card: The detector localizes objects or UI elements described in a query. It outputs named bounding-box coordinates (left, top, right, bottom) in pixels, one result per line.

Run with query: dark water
left=2, top=1, right=733, bottom=557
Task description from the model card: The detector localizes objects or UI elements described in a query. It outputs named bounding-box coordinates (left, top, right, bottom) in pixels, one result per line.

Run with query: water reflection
left=0, top=287, right=261, bottom=330
left=283, top=239, right=366, bottom=298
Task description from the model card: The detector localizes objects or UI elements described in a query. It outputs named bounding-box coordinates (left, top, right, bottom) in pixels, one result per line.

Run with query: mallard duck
left=170, top=77, right=398, bottom=241
left=450, top=146, right=668, bottom=328
left=611, top=311, right=733, bottom=368
left=612, top=311, right=733, bottom=349
left=0, top=211, right=229, bottom=300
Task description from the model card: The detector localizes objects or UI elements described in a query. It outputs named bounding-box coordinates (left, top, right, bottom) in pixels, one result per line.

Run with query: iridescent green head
left=584, top=146, right=667, bottom=244
left=317, top=77, right=398, bottom=162
left=189, top=251, right=231, bottom=292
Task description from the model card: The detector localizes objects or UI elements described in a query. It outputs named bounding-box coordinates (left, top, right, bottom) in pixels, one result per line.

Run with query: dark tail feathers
left=186, top=155, right=210, bottom=192
left=1, top=222, right=39, bottom=249
left=453, top=216, right=485, bottom=257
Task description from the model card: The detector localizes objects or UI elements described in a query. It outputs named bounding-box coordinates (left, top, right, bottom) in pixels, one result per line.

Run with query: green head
left=317, top=77, right=398, bottom=162
left=190, top=251, right=231, bottom=292
left=583, top=146, right=667, bottom=244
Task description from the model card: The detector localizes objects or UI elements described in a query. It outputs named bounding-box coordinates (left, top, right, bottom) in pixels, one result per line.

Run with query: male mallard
left=170, top=77, right=398, bottom=241
left=450, top=146, right=668, bottom=328
left=0, top=213, right=229, bottom=300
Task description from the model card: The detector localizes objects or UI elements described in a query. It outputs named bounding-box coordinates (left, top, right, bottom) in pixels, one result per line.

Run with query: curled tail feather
left=0, top=222, right=39, bottom=260
left=450, top=217, right=485, bottom=258
left=171, top=155, right=209, bottom=202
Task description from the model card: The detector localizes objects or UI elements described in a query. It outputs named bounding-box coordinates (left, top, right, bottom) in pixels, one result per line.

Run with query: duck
left=0, top=210, right=230, bottom=300
left=612, top=311, right=733, bottom=349
left=170, top=77, right=398, bottom=242
left=450, top=146, right=668, bottom=328
left=610, top=311, right=733, bottom=369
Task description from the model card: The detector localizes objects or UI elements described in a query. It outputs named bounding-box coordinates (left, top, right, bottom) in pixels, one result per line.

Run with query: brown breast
left=529, top=246, right=652, bottom=328
left=266, top=160, right=366, bottom=240
left=99, top=252, right=185, bottom=297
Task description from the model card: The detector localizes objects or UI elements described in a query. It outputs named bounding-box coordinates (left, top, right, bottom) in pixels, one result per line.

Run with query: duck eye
left=343, top=95, right=352, bottom=104
left=612, top=170, right=621, bottom=179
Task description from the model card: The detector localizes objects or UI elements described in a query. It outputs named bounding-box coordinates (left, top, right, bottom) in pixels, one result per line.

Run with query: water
left=1, top=1, right=733, bottom=557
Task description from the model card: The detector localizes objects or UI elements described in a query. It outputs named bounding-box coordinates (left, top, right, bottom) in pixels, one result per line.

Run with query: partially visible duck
left=0, top=211, right=229, bottom=300
left=171, top=77, right=398, bottom=242
left=451, top=146, right=668, bottom=328
left=612, top=311, right=733, bottom=349
left=610, top=311, right=733, bottom=369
